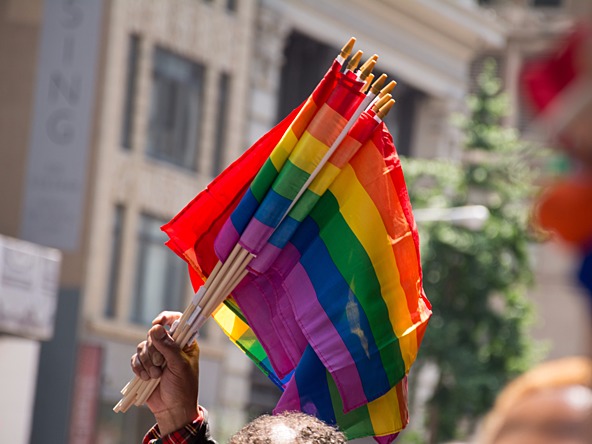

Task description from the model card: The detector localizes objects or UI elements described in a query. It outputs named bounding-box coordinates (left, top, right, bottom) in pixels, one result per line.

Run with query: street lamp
left=413, top=205, right=490, bottom=230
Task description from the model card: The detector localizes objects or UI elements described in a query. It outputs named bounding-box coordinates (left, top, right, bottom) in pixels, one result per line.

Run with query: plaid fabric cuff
left=143, top=407, right=205, bottom=444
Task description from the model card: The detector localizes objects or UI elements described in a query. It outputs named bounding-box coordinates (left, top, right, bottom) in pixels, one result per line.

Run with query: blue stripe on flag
left=230, top=189, right=260, bottom=234
left=290, top=216, right=392, bottom=403
left=295, top=346, right=338, bottom=425
left=269, top=216, right=300, bottom=248
left=253, top=189, right=292, bottom=228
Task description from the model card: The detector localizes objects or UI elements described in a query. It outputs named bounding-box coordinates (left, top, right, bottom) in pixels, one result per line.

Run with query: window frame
left=130, top=213, right=188, bottom=326
left=146, top=46, right=206, bottom=171
left=121, top=34, right=140, bottom=150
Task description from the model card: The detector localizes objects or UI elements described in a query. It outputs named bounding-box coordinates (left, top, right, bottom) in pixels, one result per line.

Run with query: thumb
left=149, top=325, right=183, bottom=367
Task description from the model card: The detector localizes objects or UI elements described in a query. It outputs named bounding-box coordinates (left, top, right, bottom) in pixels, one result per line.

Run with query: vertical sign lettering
left=21, top=0, right=104, bottom=251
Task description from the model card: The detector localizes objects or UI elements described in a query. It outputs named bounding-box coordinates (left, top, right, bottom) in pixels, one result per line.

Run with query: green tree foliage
left=401, top=60, right=539, bottom=443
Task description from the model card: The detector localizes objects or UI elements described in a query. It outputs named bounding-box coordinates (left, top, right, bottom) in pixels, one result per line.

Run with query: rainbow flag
left=163, top=63, right=431, bottom=443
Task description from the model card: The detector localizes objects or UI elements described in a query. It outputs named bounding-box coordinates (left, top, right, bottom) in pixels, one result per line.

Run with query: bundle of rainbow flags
left=162, top=39, right=431, bottom=443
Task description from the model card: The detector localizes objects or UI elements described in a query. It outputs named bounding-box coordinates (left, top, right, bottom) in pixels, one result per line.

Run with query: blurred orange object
left=536, top=177, right=592, bottom=245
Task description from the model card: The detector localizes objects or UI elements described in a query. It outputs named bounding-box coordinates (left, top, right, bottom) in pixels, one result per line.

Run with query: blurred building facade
left=0, top=0, right=588, bottom=443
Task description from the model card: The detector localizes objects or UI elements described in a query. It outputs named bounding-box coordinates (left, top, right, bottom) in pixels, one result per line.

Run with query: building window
left=105, top=205, right=124, bottom=318
left=226, top=0, right=238, bottom=12
left=278, top=31, right=335, bottom=123
left=121, top=35, right=140, bottom=150
left=96, top=400, right=154, bottom=443
left=247, top=364, right=281, bottom=419
left=212, top=72, right=231, bottom=175
left=380, top=80, right=423, bottom=157
left=131, top=214, right=187, bottom=325
left=147, top=47, right=205, bottom=170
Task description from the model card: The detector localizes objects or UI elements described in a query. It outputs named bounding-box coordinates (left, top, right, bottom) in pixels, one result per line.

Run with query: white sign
left=0, top=235, right=62, bottom=340
left=20, top=0, right=104, bottom=251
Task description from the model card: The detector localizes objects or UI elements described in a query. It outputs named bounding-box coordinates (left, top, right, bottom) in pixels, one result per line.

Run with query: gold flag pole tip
left=359, top=59, right=377, bottom=81
left=347, top=50, right=363, bottom=71
left=372, top=93, right=392, bottom=113
left=359, top=54, right=378, bottom=72
left=361, top=73, right=374, bottom=94
left=340, top=37, right=356, bottom=59
left=360, top=54, right=378, bottom=72
left=379, top=80, right=397, bottom=97
left=370, top=74, right=387, bottom=95
left=377, top=99, right=395, bottom=119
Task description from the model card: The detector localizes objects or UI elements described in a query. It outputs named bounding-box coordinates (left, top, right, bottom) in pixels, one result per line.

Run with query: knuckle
left=139, top=350, right=150, bottom=364
left=151, top=351, right=164, bottom=366
left=148, top=325, right=160, bottom=338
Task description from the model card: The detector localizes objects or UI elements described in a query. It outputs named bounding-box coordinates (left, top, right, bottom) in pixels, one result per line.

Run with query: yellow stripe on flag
left=213, top=303, right=249, bottom=340
left=289, top=132, right=330, bottom=175
left=329, top=165, right=417, bottom=365
left=270, top=129, right=299, bottom=171
left=308, top=162, right=341, bottom=196
left=367, top=385, right=404, bottom=434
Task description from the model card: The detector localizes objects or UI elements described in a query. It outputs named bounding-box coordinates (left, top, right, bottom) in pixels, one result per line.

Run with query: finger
left=131, top=353, right=150, bottom=381
left=151, top=349, right=165, bottom=367
left=149, top=324, right=185, bottom=371
left=152, top=311, right=183, bottom=327
left=145, top=333, right=165, bottom=375
left=137, top=340, right=160, bottom=379
left=183, top=336, right=200, bottom=358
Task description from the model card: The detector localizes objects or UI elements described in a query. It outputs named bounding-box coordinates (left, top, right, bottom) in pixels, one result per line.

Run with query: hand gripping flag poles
left=115, top=38, right=431, bottom=444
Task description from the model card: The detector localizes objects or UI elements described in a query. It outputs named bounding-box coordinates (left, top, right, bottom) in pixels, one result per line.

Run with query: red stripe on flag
left=162, top=103, right=305, bottom=278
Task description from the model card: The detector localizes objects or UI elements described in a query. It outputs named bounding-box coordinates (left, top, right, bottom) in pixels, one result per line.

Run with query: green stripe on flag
left=251, top=158, right=280, bottom=202
left=310, top=192, right=406, bottom=387
left=272, top=160, right=310, bottom=200
left=327, top=371, right=375, bottom=440
left=289, top=188, right=322, bottom=222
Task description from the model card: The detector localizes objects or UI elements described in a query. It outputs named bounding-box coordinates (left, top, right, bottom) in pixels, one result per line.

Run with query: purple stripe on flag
left=283, top=246, right=369, bottom=410
left=234, top=275, right=299, bottom=378
left=239, top=218, right=276, bottom=254
left=266, top=270, right=308, bottom=363
left=275, top=374, right=302, bottom=413
left=275, top=345, right=337, bottom=425
left=214, top=218, right=240, bottom=262
left=373, top=434, right=400, bottom=444
left=248, top=242, right=283, bottom=274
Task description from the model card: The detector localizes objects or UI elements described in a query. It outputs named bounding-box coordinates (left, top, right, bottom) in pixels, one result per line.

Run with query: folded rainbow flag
left=163, top=59, right=431, bottom=443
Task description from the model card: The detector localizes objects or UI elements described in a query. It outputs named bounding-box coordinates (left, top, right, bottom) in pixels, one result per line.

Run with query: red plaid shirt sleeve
left=143, top=407, right=216, bottom=444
